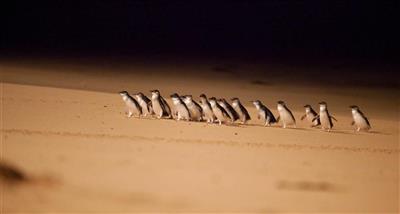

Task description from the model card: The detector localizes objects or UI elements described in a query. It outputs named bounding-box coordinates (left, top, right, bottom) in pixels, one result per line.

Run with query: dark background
left=2, top=1, right=398, bottom=65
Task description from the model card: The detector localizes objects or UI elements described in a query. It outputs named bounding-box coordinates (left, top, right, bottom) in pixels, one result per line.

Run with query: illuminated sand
left=1, top=60, right=398, bottom=212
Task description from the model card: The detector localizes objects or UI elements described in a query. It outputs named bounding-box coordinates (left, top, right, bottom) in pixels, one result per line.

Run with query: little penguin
left=150, top=90, right=172, bottom=119
left=252, top=100, right=277, bottom=126
left=119, top=91, right=142, bottom=118
left=218, top=98, right=239, bottom=123
left=350, top=105, right=371, bottom=132
left=170, top=93, right=191, bottom=121
left=231, top=97, right=251, bottom=124
left=301, top=104, right=320, bottom=127
left=313, top=102, right=337, bottom=131
left=209, top=97, right=230, bottom=125
left=199, top=94, right=216, bottom=123
left=276, top=101, right=296, bottom=128
left=133, top=92, right=153, bottom=117
left=183, top=95, right=203, bottom=121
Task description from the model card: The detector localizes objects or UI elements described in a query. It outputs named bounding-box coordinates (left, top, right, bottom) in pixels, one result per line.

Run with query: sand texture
left=0, top=59, right=399, bottom=212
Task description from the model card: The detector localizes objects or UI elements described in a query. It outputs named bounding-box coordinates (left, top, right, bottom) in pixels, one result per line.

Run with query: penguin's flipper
left=330, top=116, right=338, bottom=122
left=195, top=102, right=203, bottom=114
left=276, top=116, right=280, bottom=122
left=160, top=97, right=171, bottom=115
left=300, top=114, right=306, bottom=120
left=257, top=114, right=260, bottom=119
left=312, top=115, right=320, bottom=122
left=230, top=107, right=240, bottom=121
left=351, top=120, right=355, bottom=126
left=239, top=104, right=251, bottom=120
left=244, top=110, right=251, bottom=120
left=143, top=95, right=151, bottom=104
left=365, top=118, right=372, bottom=128
left=218, top=104, right=230, bottom=119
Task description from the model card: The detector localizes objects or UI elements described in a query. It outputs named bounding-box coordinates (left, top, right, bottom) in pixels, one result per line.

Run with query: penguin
left=300, top=104, right=320, bottom=127
left=119, top=91, right=142, bottom=118
left=350, top=105, right=371, bottom=132
left=170, top=93, right=191, bottom=121
left=217, top=98, right=239, bottom=123
left=252, top=100, right=277, bottom=126
left=150, top=90, right=172, bottom=119
left=276, top=101, right=296, bottom=128
left=182, top=95, right=203, bottom=121
left=133, top=92, right=153, bottom=117
left=313, top=102, right=337, bottom=131
left=231, top=97, right=251, bottom=124
left=199, top=94, right=216, bottom=123
left=209, top=97, right=230, bottom=125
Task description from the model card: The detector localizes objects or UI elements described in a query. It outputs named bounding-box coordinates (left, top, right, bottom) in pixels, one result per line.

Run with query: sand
left=0, top=59, right=399, bottom=213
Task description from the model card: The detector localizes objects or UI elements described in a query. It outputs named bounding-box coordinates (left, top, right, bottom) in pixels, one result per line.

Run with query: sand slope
left=0, top=61, right=399, bottom=212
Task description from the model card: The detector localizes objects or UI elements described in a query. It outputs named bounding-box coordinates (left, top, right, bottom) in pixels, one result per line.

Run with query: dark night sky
left=2, top=1, right=398, bottom=62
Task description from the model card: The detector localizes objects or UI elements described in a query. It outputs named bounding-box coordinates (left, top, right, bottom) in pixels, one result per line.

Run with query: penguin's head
left=133, top=92, right=143, bottom=99
left=277, top=101, right=286, bottom=111
left=303, top=104, right=312, bottom=111
left=252, top=100, right=261, bottom=108
left=349, top=105, right=359, bottom=110
left=170, top=93, right=181, bottom=104
left=119, top=91, right=129, bottom=97
left=199, top=94, right=207, bottom=99
left=319, top=102, right=327, bottom=111
left=217, top=99, right=225, bottom=107
left=231, top=97, right=240, bottom=106
left=209, top=97, right=217, bottom=106
left=150, top=90, right=160, bottom=98
left=349, top=105, right=359, bottom=114
left=170, top=93, right=179, bottom=98
left=184, top=95, right=193, bottom=102
left=199, top=94, right=208, bottom=103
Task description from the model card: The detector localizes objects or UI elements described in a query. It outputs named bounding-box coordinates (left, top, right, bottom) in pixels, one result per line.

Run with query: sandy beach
left=0, top=58, right=398, bottom=212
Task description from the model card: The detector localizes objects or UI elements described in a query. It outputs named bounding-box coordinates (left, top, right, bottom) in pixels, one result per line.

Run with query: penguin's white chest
left=278, top=109, right=295, bottom=125
left=213, top=107, right=226, bottom=121
left=353, top=112, right=369, bottom=129
left=152, top=99, right=163, bottom=114
left=320, top=111, right=331, bottom=128
left=259, top=110, right=266, bottom=119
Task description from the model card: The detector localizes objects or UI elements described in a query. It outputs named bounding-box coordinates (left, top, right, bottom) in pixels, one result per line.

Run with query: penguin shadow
left=0, top=162, right=26, bottom=184
left=211, top=64, right=238, bottom=74
left=348, top=130, right=391, bottom=136
left=314, top=129, right=390, bottom=136
left=244, top=123, right=312, bottom=132
left=276, top=180, right=342, bottom=193
left=224, top=123, right=247, bottom=128
left=317, top=129, right=357, bottom=135
left=364, top=130, right=392, bottom=135
left=250, top=80, right=272, bottom=86
left=0, top=161, right=60, bottom=188
left=243, top=123, right=281, bottom=129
